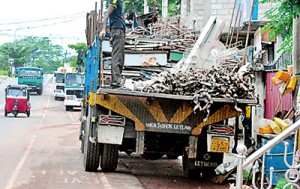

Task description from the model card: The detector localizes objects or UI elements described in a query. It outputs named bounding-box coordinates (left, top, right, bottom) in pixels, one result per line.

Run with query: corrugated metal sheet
left=265, top=72, right=292, bottom=119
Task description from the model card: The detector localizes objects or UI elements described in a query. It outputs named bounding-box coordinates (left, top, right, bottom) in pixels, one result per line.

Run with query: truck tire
left=83, top=131, right=101, bottom=172
left=100, top=144, right=118, bottom=172
left=66, top=106, right=70, bottom=111
left=80, top=121, right=85, bottom=153
left=4, top=110, right=7, bottom=117
left=37, top=90, right=42, bottom=95
left=182, top=154, right=200, bottom=178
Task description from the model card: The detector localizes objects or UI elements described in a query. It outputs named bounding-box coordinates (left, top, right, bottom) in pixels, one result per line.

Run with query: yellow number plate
left=210, top=139, right=229, bottom=153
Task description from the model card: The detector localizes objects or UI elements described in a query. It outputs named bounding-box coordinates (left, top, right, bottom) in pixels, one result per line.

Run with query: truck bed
left=91, top=88, right=257, bottom=135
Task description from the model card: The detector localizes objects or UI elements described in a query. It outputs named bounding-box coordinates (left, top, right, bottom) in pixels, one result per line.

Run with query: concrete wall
left=180, top=0, right=274, bottom=33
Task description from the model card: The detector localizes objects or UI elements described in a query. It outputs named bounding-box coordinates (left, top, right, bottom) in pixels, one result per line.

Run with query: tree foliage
left=0, top=37, right=64, bottom=73
left=260, top=0, right=300, bottom=52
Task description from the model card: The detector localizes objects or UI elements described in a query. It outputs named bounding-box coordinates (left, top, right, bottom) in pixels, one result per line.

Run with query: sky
left=0, top=0, right=99, bottom=55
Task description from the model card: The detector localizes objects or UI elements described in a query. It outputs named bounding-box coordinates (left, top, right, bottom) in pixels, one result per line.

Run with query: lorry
left=17, top=67, right=43, bottom=95
left=53, top=67, right=66, bottom=100
left=79, top=9, right=257, bottom=178
left=64, top=71, right=84, bottom=111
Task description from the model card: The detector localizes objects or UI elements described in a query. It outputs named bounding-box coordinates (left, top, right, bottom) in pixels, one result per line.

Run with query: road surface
left=0, top=75, right=230, bottom=189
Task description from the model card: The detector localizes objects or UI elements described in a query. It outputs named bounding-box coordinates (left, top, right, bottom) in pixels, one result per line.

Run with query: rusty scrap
left=141, top=61, right=255, bottom=121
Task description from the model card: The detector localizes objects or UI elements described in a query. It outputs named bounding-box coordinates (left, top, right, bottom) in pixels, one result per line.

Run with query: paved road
left=0, top=75, right=229, bottom=189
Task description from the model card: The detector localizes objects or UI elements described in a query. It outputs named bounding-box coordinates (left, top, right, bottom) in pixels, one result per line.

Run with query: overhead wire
left=0, top=11, right=86, bottom=26
left=0, top=18, right=79, bottom=32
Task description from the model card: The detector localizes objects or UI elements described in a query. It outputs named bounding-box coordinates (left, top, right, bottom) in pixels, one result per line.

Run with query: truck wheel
left=80, top=135, right=84, bottom=153
left=27, top=111, right=30, bottom=117
left=182, top=154, right=200, bottom=178
left=100, top=144, right=119, bottom=172
left=37, top=90, right=42, bottom=95
left=83, top=135, right=101, bottom=172
left=4, top=110, right=7, bottom=117
left=66, top=106, right=69, bottom=111
left=80, top=121, right=85, bottom=153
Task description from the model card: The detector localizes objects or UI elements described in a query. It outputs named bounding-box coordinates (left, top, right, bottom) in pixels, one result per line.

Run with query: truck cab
left=64, top=72, right=84, bottom=111
left=17, top=67, right=43, bottom=95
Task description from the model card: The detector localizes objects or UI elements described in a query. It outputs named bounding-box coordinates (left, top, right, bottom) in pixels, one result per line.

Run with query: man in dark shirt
left=100, top=0, right=126, bottom=89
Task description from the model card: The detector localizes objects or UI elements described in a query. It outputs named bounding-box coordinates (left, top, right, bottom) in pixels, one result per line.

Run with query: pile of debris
left=138, top=61, right=255, bottom=120
left=142, top=63, right=255, bottom=99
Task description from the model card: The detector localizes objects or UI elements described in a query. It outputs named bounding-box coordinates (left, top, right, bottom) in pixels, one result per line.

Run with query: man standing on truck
left=99, top=0, right=126, bottom=89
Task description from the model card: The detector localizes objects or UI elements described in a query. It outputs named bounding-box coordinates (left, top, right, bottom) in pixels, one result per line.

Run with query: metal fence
left=235, top=119, right=300, bottom=189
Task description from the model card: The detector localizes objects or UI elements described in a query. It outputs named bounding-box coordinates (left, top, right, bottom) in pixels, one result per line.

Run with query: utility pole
left=293, top=15, right=300, bottom=149
left=293, top=15, right=300, bottom=114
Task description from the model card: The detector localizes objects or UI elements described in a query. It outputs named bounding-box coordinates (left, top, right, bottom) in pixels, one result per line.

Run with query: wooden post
left=144, top=0, right=149, bottom=14
left=162, top=0, right=168, bottom=19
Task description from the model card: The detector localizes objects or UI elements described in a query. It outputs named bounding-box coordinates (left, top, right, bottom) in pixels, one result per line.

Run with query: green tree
left=0, top=36, right=64, bottom=73
left=260, top=0, right=300, bottom=52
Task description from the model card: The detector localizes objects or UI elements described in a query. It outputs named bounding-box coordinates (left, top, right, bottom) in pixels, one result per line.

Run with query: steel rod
left=226, top=0, right=237, bottom=46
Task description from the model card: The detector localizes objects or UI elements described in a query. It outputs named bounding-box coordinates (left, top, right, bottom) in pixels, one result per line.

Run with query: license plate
left=210, top=138, right=229, bottom=152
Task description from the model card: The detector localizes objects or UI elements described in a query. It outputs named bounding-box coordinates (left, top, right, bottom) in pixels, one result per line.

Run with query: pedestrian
left=99, top=0, right=126, bottom=89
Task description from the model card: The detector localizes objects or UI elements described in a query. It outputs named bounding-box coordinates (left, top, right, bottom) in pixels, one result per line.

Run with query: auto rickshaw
left=4, top=85, right=31, bottom=117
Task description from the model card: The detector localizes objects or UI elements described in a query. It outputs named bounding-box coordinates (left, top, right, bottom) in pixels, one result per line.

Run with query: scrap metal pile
left=131, top=16, right=257, bottom=120
left=137, top=51, right=256, bottom=121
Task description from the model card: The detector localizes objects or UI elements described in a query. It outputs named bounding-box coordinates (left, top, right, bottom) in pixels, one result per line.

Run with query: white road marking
left=4, top=135, right=36, bottom=189
left=99, top=172, right=112, bottom=189
left=4, top=79, right=52, bottom=189
left=67, top=111, right=76, bottom=123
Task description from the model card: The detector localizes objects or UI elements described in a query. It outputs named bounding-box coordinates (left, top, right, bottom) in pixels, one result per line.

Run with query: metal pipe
left=242, top=0, right=255, bottom=65
left=236, top=154, right=245, bottom=188
left=226, top=0, right=237, bottom=47
left=229, top=4, right=241, bottom=46
left=236, top=144, right=247, bottom=189
left=260, top=154, right=265, bottom=189
left=243, top=119, right=300, bottom=169
left=235, top=9, right=242, bottom=45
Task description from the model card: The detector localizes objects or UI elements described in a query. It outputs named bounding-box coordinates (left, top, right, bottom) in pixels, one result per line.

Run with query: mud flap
left=97, top=125, right=125, bottom=145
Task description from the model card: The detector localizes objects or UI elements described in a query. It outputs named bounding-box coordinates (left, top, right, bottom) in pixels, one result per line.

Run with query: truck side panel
left=90, top=92, right=244, bottom=135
